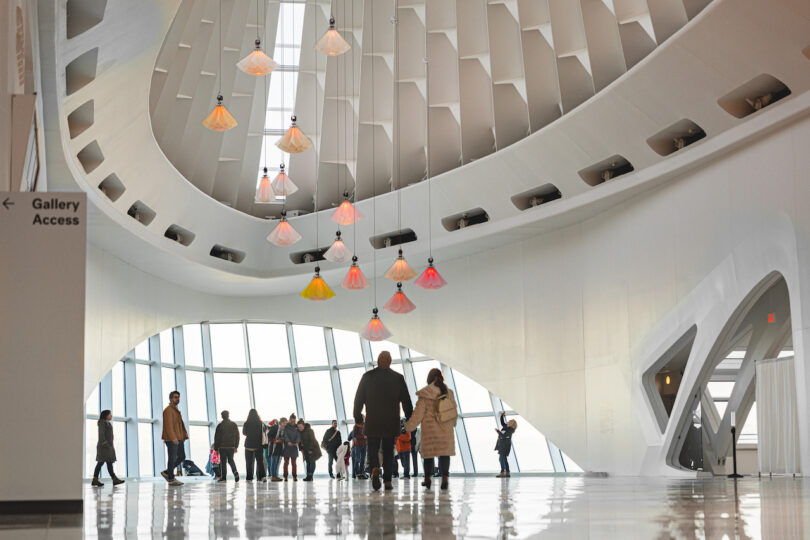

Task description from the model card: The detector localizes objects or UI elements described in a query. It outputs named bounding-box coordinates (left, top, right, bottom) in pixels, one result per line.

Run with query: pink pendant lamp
left=341, top=256, right=370, bottom=290
left=415, top=257, right=447, bottom=290
left=361, top=308, right=392, bottom=341
left=384, top=283, right=416, bottom=314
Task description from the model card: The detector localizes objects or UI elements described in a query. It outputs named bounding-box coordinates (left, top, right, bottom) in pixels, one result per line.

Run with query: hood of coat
left=415, top=382, right=444, bottom=400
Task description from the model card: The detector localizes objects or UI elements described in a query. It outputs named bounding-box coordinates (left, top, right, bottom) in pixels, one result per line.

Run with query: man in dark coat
left=353, top=351, right=413, bottom=491
left=321, top=420, right=342, bottom=478
left=213, top=410, right=240, bottom=482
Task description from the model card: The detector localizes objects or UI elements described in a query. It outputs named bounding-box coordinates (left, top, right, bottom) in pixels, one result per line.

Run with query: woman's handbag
left=435, top=394, right=458, bottom=424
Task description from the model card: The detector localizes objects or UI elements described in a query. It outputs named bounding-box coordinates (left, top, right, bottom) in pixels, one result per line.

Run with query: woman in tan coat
left=404, top=368, right=457, bottom=490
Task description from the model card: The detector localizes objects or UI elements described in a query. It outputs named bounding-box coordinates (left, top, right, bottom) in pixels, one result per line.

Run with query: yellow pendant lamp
left=301, top=266, right=335, bottom=301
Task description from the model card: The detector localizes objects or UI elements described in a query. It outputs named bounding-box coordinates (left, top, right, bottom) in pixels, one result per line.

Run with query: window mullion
left=287, top=323, right=305, bottom=418
left=442, top=364, right=474, bottom=473
left=201, top=323, right=218, bottom=443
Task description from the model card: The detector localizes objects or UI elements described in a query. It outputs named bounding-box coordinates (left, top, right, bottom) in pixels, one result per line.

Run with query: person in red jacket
left=395, top=427, right=412, bottom=479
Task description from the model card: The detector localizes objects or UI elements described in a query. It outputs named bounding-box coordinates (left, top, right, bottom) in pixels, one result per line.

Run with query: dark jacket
left=282, top=423, right=301, bottom=458
left=214, top=419, right=240, bottom=450
left=243, top=417, right=263, bottom=450
left=321, top=426, right=342, bottom=454
left=95, top=419, right=116, bottom=463
left=353, top=366, right=414, bottom=438
left=351, top=424, right=366, bottom=447
left=495, top=415, right=515, bottom=455
left=300, top=424, right=323, bottom=461
left=268, top=423, right=285, bottom=456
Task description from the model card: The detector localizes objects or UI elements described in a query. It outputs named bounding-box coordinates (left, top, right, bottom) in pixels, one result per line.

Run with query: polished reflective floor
left=1, top=475, right=808, bottom=538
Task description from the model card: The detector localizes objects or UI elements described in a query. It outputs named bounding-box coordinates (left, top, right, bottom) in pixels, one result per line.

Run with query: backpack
left=435, top=393, right=458, bottom=424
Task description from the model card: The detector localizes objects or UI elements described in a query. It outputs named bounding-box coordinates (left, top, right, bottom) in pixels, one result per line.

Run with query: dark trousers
left=367, top=437, right=395, bottom=483
left=411, top=447, right=418, bottom=476
left=305, top=458, right=316, bottom=479
left=269, top=455, right=281, bottom=477
left=327, top=451, right=337, bottom=476
left=283, top=456, right=297, bottom=479
left=499, top=454, right=510, bottom=472
left=398, top=452, right=411, bottom=477
left=245, top=448, right=266, bottom=480
left=424, top=456, right=449, bottom=478
left=218, top=448, right=237, bottom=480
left=164, top=441, right=185, bottom=481
left=93, top=461, right=115, bottom=478
left=352, top=446, right=366, bottom=477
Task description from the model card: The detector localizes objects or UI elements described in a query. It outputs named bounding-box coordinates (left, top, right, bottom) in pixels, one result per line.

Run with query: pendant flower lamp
left=237, top=39, right=279, bottom=76
left=362, top=308, right=392, bottom=341
left=276, top=115, right=313, bottom=153
left=384, top=282, right=416, bottom=314
left=267, top=209, right=301, bottom=247
left=255, top=167, right=276, bottom=203
left=203, top=94, right=238, bottom=131
left=271, top=163, right=298, bottom=197
left=315, top=17, right=351, bottom=56
left=342, top=256, right=370, bottom=290
left=324, top=230, right=352, bottom=263
left=415, top=257, right=447, bottom=290
left=385, top=248, right=417, bottom=282
left=301, top=266, right=335, bottom=301
left=331, top=191, right=363, bottom=225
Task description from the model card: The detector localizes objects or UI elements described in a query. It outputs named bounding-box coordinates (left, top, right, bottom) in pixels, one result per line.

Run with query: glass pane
left=451, top=369, right=492, bottom=413
left=85, top=418, right=96, bottom=478
left=213, top=373, right=252, bottom=421
left=247, top=323, right=290, bottom=368
left=162, top=368, right=176, bottom=399
left=298, top=370, right=335, bottom=420
left=339, top=367, right=366, bottom=418
left=333, top=329, right=363, bottom=365
left=210, top=324, right=247, bottom=368
left=183, top=324, right=204, bottom=367
left=411, top=360, right=441, bottom=389
left=138, top=423, right=154, bottom=476
left=159, top=329, right=174, bottom=364
left=186, top=370, right=208, bottom=422
left=189, top=426, right=211, bottom=472
left=253, top=373, right=297, bottom=420
left=561, top=450, right=583, bottom=472
left=707, top=381, right=735, bottom=400
left=450, top=432, right=464, bottom=472
left=112, top=362, right=125, bottom=417
left=292, top=325, right=328, bottom=367
left=740, top=403, right=757, bottom=444
left=136, top=364, right=152, bottom=419
left=409, top=349, right=426, bottom=358
left=134, top=340, right=150, bottom=361
left=510, top=415, right=553, bottom=472
left=370, top=340, right=400, bottom=362
left=463, top=416, right=502, bottom=473
left=112, top=421, right=127, bottom=477
left=390, top=363, right=404, bottom=376
left=86, top=384, right=100, bottom=415
left=714, top=401, right=728, bottom=418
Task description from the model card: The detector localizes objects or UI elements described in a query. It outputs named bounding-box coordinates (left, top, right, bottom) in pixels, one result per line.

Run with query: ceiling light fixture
left=385, top=248, right=417, bottom=282
left=237, top=1, right=278, bottom=76
left=384, top=282, right=415, bottom=314
left=276, top=115, right=313, bottom=153
left=315, top=16, right=351, bottom=56
left=342, top=256, right=369, bottom=290
left=362, top=308, right=392, bottom=341
left=266, top=209, right=301, bottom=247
left=255, top=167, right=276, bottom=203
left=415, top=257, right=447, bottom=290
left=301, top=266, right=335, bottom=301
left=203, top=1, right=237, bottom=132
left=331, top=192, right=362, bottom=225
left=271, top=163, right=298, bottom=197
left=324, top=230, right=352, bottom=263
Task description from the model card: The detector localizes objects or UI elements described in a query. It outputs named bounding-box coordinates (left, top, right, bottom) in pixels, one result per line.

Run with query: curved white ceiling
left=40, top=0, right=810, bottom=292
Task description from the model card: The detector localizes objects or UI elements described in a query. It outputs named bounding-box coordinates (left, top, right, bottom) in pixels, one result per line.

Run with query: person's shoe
left=91, top=477, right=104, bottom=487
left=246, top=477, right=253, bottom=482
left=384, top=481, right=393, bottom=491
left=504, top=471, right=511, bottom=477
left=495, top=472, right=505, bottom=478
left=271, top=476, right=282, bottom=482
left=293, top=477, right=298, bottom=482
left=160, top=471, right=170, bottom=482
left=111, top=476, right=125, bottom=486
left=283, top=477, right=288, bottom=482
left=423, top=477, right=431, bottom=490
left=371, top=467, right=381, bottom=491
left=441, top=476, right=449, bottom=490
left=234, top=472, right=240, bottom=482
left=404, top=475, right=410, bottom=479
left=329, top=473, right=335, bottom=479
left=169, top=480, right=183, bottom=486
left=303, top=477, right=313, bottom=482
left=217, top=477, right=226, bottom=482
left=260, top=477, right=267, bottom=483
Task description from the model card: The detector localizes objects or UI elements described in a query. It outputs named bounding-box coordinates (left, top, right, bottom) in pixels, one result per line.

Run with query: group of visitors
left=91, top=350, right=518, bottom=491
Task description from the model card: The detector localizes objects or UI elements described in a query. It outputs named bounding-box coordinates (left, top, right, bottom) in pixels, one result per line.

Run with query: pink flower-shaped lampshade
left=361, top=308, right=392, bottom=341
left=255, top=168, right=276, bottom=203
left=324, top=231, right=352, bottom=263
left=341, top=257, right=369, bottom=290
left=267, top=213, right=301, bottom=247
left=384, top=249, right=417, bottom=282
left=331, top=196, right=363, bottom=225
left=414, top=258, right=447, bottom=290
left=384, top=283, right=416, bottom=314
left=202, top=95, right=238, bottom=131
left=315, top=17, right=351, bottom=56
left=276, top=116, right=313, bottom=153
left=271, top=164, right=298, bottom=197
left=237, top=40, right=279, bottom=75
left=301, top=266, right=335, bottom=301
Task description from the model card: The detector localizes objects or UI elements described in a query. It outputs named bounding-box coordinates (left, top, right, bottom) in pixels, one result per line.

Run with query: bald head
left=377, top=350, right=392, bottom=368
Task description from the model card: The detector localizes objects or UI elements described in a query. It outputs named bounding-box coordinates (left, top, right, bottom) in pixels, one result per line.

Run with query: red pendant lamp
left=342, top=256, right=370, bottom=290
left=415, top=257, right=447, bottom=290
left=384, top=282, right=415, bottom=314
left=361, top=308, right=392, bottom=341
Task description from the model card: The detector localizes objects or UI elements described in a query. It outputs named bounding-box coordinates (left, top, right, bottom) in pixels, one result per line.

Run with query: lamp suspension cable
left=371, top=0, right=377, bottom=307
left=393, top=0, right=401, bottom=238
left=425, top=5, right=432, bottom=258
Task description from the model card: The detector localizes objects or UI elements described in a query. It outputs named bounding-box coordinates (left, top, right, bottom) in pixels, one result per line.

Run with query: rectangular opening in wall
left=67, top=100, right=94, bottom=139
left=646, top=119, right=706, bottom=157
left=511, top=183, right=562, bottom=211
left=369, top=228, right=417, bottom=249
left=66, top=0, right=107, bottom=39
left=65, top=48, right=98, bottom=95
left=717, top=74, right=791, bottom=119
left=126, top=200, right=156, bottom=226
left=97, top=173, right=125, bottom=202
left=289, top=247, right=327, bottom=265
left=164, top=224, right=195, bottom=246
left=578, top=155, right=633, bottom=186
left=210, top=245, right=246, bottom=264
left=76, top=140, right=104, bottom=174
left=441, top=208, right=490, bottom=232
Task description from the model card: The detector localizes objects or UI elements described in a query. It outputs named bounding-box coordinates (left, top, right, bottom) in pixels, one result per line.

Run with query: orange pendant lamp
left=301, top=266, right=335, bottom=301
left=415, top=257, right=447, bottom=290
left=341, top=256, right=370, bottom=290
left=331, top=192, right=363, bottom=225
left=324, top=230, right=352, bottom=263
left=270, top=163, right=298, bottom=198
left=267, top=210, right=301, bottom=247
left=315, top=17, right=351, bottom=56
left=255, top=167, right=276, bottom=203
left=361, top=308, right=392, bottom=341
left=384, top=283, right=415, bottom=314
left=203, top=95, right=238, bottom=131
left=384, top=248, right=417, bottom=282
left=237, top=39, right=279, bottom=76
left=276, top=115, right=313, bottom=154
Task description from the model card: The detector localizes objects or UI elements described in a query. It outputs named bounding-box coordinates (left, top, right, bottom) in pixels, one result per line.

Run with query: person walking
left=404, top=368, right=457, bottom=491
left=242, top=409, right=267, bottom=482
left=495, top=412, right=518, bottom=477
left=161, top=391, right=188, bottom=486
left=299, top=421, right=322, bottom=481
left=91, top=410, right=124, bottom=487
left=353, top=351, right=414, bottom=491
left=395, top=426, right=412, bottom=479
left=213, top=410, right=240, bottom=482
left=282, top=415, right=301, bottom=481
left=321, top=420, right=342, bottom=478
left=267, top=419, right=284, bottom=481
left=349, top=420, right=367, bottom=479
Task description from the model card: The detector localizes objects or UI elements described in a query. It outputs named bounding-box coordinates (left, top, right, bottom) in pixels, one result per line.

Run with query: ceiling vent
left=511, top=183, right=562, bottom=211
left=210, top=245, right=245, bottom=264
left=65, top=48, right=98, bottom=95
left=647, top=119, right=706, bottom=157
left=578, top=155, right=634, bottom=186
left=717, top=74, right=791, bottom=119
left=441, top=208, right=489, bottom=232
left=76, top=140, right=104, bottom=174
left=126, top=201, right=156, bottom=226
left=289, top=247, right=327, bottom=265
left=67, top=100, right=94, bottom=139
left=164, top=224, right=195, bottom=247
left=97, top=173, right=125, bottom=202
left=369, top=228, right=417, bottom=250
left=66, top=0, right=108, bottom=39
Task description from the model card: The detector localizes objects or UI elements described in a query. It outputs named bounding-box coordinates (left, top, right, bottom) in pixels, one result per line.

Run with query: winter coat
left=351, top=424, right=367, bottom=447
left=321, top=426, right=342, bottom=454
left=404, top=383, right=457, bottom=459
left=243, top=417, right=264, bottom=450
left=269, top=423, right=285, bottom=456
left=95, top=419, right=116, bottom=463
left=161, top=403, right=188, bottom=442
left=395, top=433, right=411, bottom=453
left=282, top=423, right=301, bottom=458
left=214, top=419, right=240, bottom=450
left=495, top=415, right=515, bottom=455
left=300, top=424, right=323, bottom=461
left=353, top=366, right=413, bottom=438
